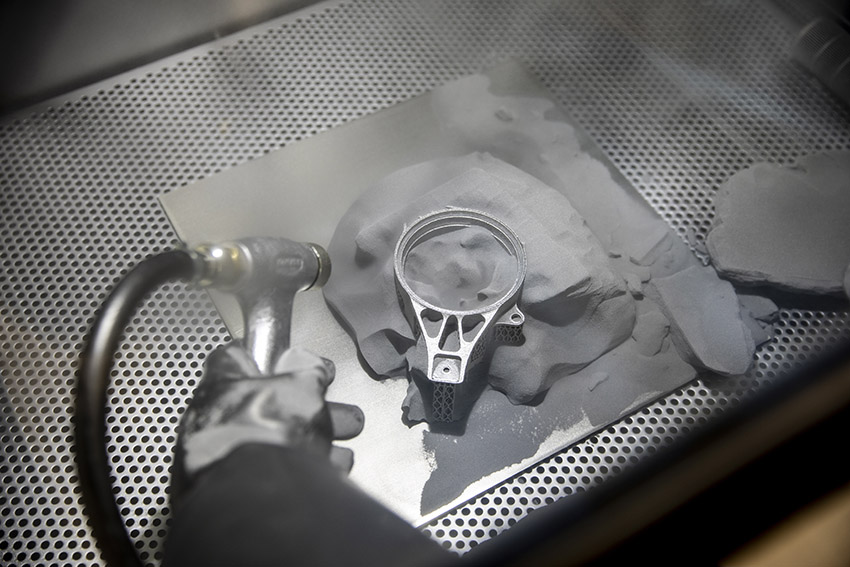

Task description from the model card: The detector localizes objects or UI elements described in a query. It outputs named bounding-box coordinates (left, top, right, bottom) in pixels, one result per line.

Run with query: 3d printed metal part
left=394, top=209, right=527, bottom=422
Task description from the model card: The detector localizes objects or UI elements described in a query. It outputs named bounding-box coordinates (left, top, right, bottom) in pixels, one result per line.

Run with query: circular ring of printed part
left=394, top=209, right=527, bottom=422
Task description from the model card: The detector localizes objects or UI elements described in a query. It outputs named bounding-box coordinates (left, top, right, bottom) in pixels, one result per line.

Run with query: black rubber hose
left=77, top=250, right=196, bottom=567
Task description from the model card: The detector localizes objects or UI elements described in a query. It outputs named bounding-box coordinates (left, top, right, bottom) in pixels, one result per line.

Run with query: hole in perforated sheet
left=1, top=0, right=848, bottom=563
left=423, top=310, right=850, bottom=552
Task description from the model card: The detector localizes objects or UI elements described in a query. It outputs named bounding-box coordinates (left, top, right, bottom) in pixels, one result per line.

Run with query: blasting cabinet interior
left=1, top=0, right=849, bottom=565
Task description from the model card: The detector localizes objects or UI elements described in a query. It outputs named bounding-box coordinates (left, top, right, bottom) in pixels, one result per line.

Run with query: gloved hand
left=172, top=343, right=364, bottom=500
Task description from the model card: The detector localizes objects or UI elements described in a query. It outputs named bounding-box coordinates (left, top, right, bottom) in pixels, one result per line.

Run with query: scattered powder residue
left=588, top=372, right=609, bottom=392
left=420, top=389, right=592, bottom=517
left=622, top=391, right=664, bottom=414
left=737, top=293, right=779, bottom=348
left=323, top=63, right=773, bottom=520
left=420, top=410, right=593, bottom=524
left=164, top=62, right=784, bottom=526
left=494, top=107, right=515, bottom=122
left=707, top=152, right=850, bottom=296
left=340, top=377, right=435, bottom=522
left=423, top=444, right=438, bottom=473
left=647, top=266, right=755, bottom=375
left=404, top=224, right=517, bottom=309
left=325, top=156, right=634, bottom=407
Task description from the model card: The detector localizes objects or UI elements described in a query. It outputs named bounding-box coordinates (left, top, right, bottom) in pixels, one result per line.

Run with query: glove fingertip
left=320, top=356, right=336, bottom=383
left=328, top=402, right=365, bottom=440
left=329, top=446, right=355, bottom=474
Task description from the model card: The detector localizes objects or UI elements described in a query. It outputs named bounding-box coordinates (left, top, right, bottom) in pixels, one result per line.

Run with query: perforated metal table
left=2, top=1, right=849, bottom=565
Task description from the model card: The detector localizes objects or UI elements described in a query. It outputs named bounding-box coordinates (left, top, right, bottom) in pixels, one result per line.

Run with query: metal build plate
left=1, top=0, right=850, bottom=564
left=159, top=60, right=711, bottom=524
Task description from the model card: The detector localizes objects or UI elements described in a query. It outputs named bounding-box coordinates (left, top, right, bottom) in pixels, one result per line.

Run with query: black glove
left=165, top=343, right=456, bottom=567
left=172, top=343, right=364, bottom=501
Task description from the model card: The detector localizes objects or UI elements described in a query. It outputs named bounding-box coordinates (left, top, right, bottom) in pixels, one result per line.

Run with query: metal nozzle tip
left=192, top=241, right=252, bottom=289
left=305, top=243, right=331, bottom=290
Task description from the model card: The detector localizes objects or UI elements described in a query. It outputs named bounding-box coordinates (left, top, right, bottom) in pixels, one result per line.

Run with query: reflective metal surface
left=2, top=0, right=849, bottom=564
left=395, top=209, right=527, bottom=423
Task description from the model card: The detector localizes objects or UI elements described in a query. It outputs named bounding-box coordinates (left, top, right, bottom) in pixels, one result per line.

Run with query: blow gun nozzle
left=193, top=239, right=330, bottom=292
left=191, top=237, right=331, bottom=373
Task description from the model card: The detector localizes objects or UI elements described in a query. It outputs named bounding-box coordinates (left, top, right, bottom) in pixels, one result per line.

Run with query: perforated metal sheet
left=1, top=0, right=849, bottom=564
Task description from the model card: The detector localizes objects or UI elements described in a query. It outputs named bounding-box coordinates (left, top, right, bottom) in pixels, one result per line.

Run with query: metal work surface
left=1, top=0, right=849, bottom=564
left=159, top=61, right=732, bottom=525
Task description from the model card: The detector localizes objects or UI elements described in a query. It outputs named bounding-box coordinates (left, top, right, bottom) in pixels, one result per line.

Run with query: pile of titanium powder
left=323, top=153, right=771, bottom=420
left=403, top=224, right=517, bottom=310
left=324, top=68, right=776, bottom=427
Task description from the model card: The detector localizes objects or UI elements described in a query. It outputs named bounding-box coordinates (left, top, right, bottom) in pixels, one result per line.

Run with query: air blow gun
left=76, top=237, right=331, bottom=567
